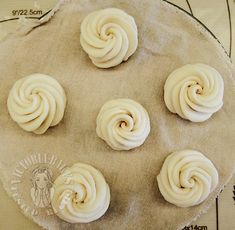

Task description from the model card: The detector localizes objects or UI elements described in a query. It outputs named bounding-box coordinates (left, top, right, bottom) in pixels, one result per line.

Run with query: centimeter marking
left=0, top=9, right=51, bottom=23
left=12, top=9, right=43, bottom=16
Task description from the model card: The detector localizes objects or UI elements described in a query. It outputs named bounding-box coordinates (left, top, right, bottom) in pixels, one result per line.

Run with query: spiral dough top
left=7, top=74, right=66, bottom=134
left=96, top=98, right=150, bottom=150
left=157, top=149, right=219, bottom=208
left=50, top=163, right=110, bottom=223
left=164, top=63, right=224, bottom=122
left=80, top=8, right=138, bottom=68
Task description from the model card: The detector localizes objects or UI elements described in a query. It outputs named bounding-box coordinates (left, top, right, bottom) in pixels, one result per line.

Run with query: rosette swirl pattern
left=80, top=8, right=138, bottom=68
left=50, top=163, right=110, bottom=223
left=96, top=98, right=150, bottom=150
left=157, top=149, right=219, bottom=208
left=164, top=63, right=224, bottom=122
left=7, top=74, right=66, bottom=134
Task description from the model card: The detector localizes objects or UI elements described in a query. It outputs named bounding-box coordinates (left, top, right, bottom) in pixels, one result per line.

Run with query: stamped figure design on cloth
left=11, top=153, right=67, bottom=217
left=30, top=167, right=52, bottom=208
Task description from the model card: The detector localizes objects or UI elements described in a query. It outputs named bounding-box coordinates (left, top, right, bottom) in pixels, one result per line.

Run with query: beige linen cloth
left=0, top=0, right=235, bottom=229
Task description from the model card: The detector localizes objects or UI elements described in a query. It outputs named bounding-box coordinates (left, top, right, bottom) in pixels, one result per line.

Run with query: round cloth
left=0, top=0, right=234, bottom=230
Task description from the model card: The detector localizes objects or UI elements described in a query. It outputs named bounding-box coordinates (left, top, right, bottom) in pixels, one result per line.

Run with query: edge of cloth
left=0, top=0, right=66, bottom=42
left=160, top=1, right=235, bottom=80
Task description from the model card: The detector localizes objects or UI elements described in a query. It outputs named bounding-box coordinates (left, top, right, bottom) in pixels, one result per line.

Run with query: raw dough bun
left=96, top=98, right=150, bottom=150
left=157, top=149, right=219, bottom=208
left=164, top=63, right=224, bottom=122
left=50, top=163, right=110, bottom=223
left=7, top=73, right=66, bottom=134
left=80, top=8, right=138, bottom=68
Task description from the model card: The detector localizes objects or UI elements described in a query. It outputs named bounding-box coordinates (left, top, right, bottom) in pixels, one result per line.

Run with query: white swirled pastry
left=80, top=8, right=138, bottom=68
left=96, top=98, right=150, bottom=150
left=7, top=74, right=66, bottom=134
left=157, top=149, right=219, bottom=208
left=164, top=63, right=224, bottom=122
left=50, top=163, right=110, bottom=223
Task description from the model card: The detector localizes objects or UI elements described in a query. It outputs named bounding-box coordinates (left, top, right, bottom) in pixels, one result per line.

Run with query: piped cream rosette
left=80, top=8, right=138, bottom=68
left=96, top=98, right=150, bottom=150
left=7, top=74, right=66, bottom=134
left=157, top=149, right=219, bottom=208
left=50, top=163, right=110, bottom=223
left=164, top=63, right=224, bottom=122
